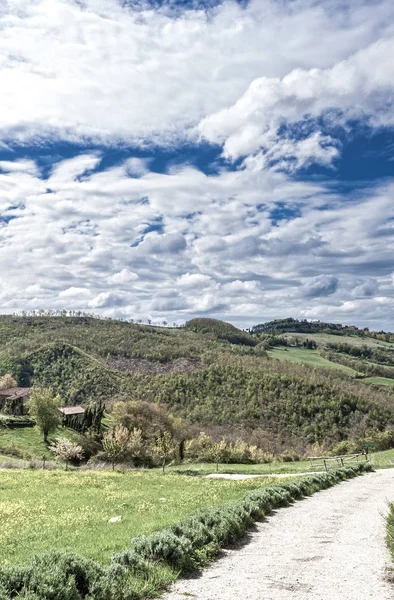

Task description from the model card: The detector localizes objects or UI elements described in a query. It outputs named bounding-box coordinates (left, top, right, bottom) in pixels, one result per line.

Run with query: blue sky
left=0, top=0, right=394, bottom=329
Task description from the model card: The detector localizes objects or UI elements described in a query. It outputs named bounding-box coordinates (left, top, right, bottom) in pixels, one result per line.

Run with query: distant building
left=58, top=406, right=85, bottom=426
left=0, top=387, right=31, bottom=416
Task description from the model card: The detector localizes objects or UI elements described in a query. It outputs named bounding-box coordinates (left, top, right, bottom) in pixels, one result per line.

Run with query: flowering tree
left=102, top=424, right=131, bottom=470
left=50, top=438, right=84, bottom=469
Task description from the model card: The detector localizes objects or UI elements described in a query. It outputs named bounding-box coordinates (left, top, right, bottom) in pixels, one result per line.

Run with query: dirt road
left=164, top=469, right=394, bottom=600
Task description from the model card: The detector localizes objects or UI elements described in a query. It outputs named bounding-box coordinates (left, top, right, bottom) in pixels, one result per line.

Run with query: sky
left=0, top=0, right=394, bottom=329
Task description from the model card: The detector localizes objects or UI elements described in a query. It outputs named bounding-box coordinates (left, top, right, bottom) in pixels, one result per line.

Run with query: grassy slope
left=0, top=469, right=276, bottom=565
left=365, top=377, right=394, bottom=386
left=369, top=448, right=394, bottom=468
left=278, top=332, right=394, bottom=385
left=282, top=332, right=394, bottom=349
left=267, top=346, right=359, bottom=375
left=0, top=426, right=84, bottom=459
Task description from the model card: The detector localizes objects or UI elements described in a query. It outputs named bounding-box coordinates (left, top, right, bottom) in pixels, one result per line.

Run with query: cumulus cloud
left=302, top=275, right=339, bottom=298
left=0, top=0, right=393, bottom=155
left=0, top=153, right=393, bottom=327
left=107, top=270, right=139, bottom=285
left=198, top=36, right=394, bottom=161
left=0, top=0, right=394, bottom=328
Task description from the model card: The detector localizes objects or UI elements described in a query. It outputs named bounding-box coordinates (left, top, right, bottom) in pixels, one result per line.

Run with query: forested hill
left=250, top=317, right=394, bottom=342
left=1, top=314, right=394, bottom=452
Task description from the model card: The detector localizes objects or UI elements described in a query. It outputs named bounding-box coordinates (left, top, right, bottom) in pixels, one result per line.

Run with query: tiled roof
left=59, top=406, right=85, bottom=416
left=0, top=387, right=31, bottom=399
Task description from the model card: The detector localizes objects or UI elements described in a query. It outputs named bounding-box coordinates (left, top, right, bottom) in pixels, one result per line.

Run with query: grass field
left=365, top=376, right=394, bottom=386
left=0, top=469, right=278, bottom=566
left=267, top=346, right=358, bottom=375
left=282, top=332, right=394, bottom=350
left=368, top=448, right=394, bottom=469
left=0, top=425, right=83, bottom=459
left=166, top=461, right=313, bottom=475
left=167, top=449, right=392, bottom=475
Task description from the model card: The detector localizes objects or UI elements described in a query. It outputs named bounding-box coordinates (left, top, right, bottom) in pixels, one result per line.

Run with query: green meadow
left=0, top=425, right=84, bottom=460
left=0, top=469, right=276, bottom=565
left=267, top=346, right=359, bottom=375
left=365, top=376, right=394, bottom=386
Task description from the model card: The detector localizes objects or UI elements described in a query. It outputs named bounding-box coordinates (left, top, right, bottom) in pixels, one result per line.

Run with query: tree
left=50, top=438, right=84, bottom=469
left=0, top=374, right=17, bottom=390
left=28, top=387, right=61, bottom=442
left=81, top=400, right=105, bottom=435
left=102, top=424, right=131, bottom=470
left=156, top=431, right=175, bottom=473
left=213, top=439, right=229, bottom=473
left=128, top=428, right=145, bottom=465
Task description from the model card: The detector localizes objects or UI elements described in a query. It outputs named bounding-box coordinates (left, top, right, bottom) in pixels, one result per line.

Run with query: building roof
left=59, top=406, right=85, bottom=416
left=0, top=387, right=31, bottom=399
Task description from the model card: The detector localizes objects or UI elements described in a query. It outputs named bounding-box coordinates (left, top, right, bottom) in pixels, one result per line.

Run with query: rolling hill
left=1, top=314, right=394, bottom=453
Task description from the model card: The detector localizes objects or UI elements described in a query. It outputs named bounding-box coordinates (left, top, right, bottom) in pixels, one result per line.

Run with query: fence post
left=324, top=459, right=328, bottom=472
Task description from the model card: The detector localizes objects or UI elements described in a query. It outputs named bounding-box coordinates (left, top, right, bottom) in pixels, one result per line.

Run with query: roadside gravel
left=164, top=469, right=394, bottom=600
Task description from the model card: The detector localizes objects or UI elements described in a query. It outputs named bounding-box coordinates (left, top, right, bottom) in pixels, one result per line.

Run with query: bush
left=0, top=552, right=107, bottom=600
left=184, top=433, right=274, bottom=465
left=279, top=450, right=301, bottom=462
left=0, top=444, right=26, bottom=459
left=0, top=417, right=35, bottom=429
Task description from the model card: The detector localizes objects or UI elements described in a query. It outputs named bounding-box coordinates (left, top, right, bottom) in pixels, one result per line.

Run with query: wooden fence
left=307, top=451, right=370, bottom=472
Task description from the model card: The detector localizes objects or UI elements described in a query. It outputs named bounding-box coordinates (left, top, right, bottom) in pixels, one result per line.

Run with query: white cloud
left=0, top=1, right=394, bottom=329
left=0, top=160, right=40, bottom=176
left=59, top=287, right=92, bottom=298
left=88, top=292, right=128, bottom=308
left=108, top=270, right=139, bottom=284
left=0, top=0, right=393, bottom=153
left=176, top=273, right=215, bottom=288
left=198, top=36, right=394, bottom=160
left=0, top=154, right=393, bottom=327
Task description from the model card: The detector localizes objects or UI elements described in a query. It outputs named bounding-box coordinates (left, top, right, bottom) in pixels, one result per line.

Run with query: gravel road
left=205, top=473, right=324, bottom=480
left=164, top=469, right=394, bottom=600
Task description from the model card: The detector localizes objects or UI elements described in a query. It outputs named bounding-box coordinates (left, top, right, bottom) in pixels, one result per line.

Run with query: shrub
left=184, top=433, right=274, bottom=465
left=118, top=531, right=194, bottom=571
left=0, top=552, right=107, bottom=600
left=279, top=450, right=301, bottom=462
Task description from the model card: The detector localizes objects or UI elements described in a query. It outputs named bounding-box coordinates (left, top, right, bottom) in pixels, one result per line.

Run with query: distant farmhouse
left=0, top=387, right=31, bottom=416
left=59, top=405, right=85, bottom=426
left=0, top=384, right=86, bottom=428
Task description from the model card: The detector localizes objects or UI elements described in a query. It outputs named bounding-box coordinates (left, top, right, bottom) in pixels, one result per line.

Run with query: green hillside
left=1, top=315, right=394, bottom=455
left=252, top=318, right=394, bottom=387
left=185, top=318, right=255, bottom=346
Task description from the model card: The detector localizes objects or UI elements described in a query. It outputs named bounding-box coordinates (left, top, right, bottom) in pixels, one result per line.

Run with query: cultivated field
left=0, top=469, right=276, bottom=565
